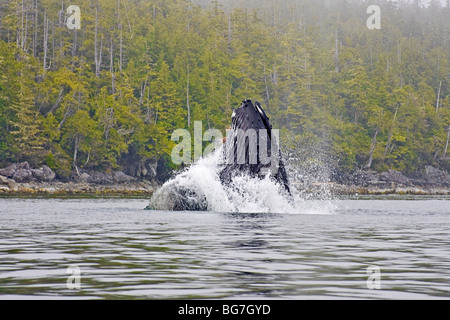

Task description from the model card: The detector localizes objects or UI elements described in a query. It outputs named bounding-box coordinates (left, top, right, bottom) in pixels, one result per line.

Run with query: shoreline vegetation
left=1, top=162, right=448, bottom=197
left=0, top=181, right=157, bottom=196
left=0, top=1, right=449, bottom=192
left=0, top=162, right=158, bottom=196
left=1, top=180, right=449, bottom=197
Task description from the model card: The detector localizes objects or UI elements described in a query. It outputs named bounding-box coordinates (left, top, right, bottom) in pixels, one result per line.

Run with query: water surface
left=0, top=196, right=449, bottom=299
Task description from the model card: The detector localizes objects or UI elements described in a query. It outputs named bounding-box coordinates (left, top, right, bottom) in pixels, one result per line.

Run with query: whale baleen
left=219, top=99, right=291, bottom=196
left=147, top=99, right=291, bottom=211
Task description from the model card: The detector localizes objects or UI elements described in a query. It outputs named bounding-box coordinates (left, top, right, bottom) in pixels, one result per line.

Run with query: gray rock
left=0, top=175, right=16, bottom=189
left=79, top=173, right=91, bottom=182
left=31, top=165, right=56, bottom=182
left=112, top=171, right=137, bottom=183
left=120, top=158, right=159, bottom=180
left=411, top=178, right=426, bottom=186
left=71, top=170, right=110, bottom=184
left=17, top=162, right=31, bottom=170
left=41, top=165, right=56, bottom=182
left=445, top=175, right=450, bottom=186
left=147, top=163, right=157, bottom=179
left=89, top=172, right=113, bottom=184
left=0, top=162, right=55, bottom=183
left=424, top=166, right=445, bottom=179
left=0, top=163, right=18, bottom=178
left=423, top=166, right=447, bottom=185
left=0, top=175, right=12, bottom=185
left=349, top=170, right=378, bottom=187
left=72, top=169, right=137, bottom=185
left=379, top=170, right=411, bottom=186
left=13, top=168, right=33, bottom=182
left=335, top=166, right=450, bottom=188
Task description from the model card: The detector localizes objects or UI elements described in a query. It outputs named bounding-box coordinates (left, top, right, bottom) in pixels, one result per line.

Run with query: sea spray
left=148, top=146, right=337, bottom=214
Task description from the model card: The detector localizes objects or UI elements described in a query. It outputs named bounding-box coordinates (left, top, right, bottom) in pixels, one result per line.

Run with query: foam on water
left=149, top=147, right=337, bottom=214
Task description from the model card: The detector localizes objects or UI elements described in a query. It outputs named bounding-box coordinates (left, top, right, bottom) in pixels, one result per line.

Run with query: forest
left=0, top=0, right=449, bottom=183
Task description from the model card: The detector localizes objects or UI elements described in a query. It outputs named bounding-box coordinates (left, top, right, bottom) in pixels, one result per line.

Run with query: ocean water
left=0, top=196, right=449, bottom=300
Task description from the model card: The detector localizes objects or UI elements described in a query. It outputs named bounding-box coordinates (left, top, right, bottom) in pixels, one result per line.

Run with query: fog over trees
left=0, top=0, right=449, bottom=180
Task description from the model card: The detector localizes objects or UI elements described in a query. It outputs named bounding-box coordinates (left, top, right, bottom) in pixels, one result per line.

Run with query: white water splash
left=149, top=147, right=337, bottom=214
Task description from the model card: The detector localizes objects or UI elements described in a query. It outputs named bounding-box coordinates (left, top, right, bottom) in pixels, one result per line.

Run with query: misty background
left=0, top=0, right=449, bottom=187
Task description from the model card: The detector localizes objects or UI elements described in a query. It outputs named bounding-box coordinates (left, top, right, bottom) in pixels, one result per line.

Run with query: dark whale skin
left=147, top=99, right=291, bottom=211
left=219, top=99, right=291, bottom=196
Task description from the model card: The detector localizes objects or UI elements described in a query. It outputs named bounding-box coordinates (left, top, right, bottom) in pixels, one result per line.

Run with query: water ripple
left=0, top=197, right=449, bottom=299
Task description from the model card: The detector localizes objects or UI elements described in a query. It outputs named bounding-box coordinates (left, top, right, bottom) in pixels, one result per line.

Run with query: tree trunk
left=20, top=0, right=25, bottom=50
left=145, top=84, right=151, bottom=125
left=228, top=13, right=232, bottom=53
left=334, top=28, right=339, bottom=73
left=43, top=11, right=49, bottom=73
left=48, top=88, right=64, bottom=115
left=263, top=65, right=270, bottom=106
left=16, top=3, right=20, bottom=48
left=110, top=37, right=116, bottom=94
left=443, top=125, right=450, bottom=158
left=365, top=129, right=379, bottom=170
left=384, top=103, right=399, bottom=157
left=94, top=9, right=103, bottom=77
left=98, top=36, right=103, bottom=75
left=139, top=78, right=148, bottom=106
left=24, top=6, right=28, bottom=53
left=71, top=28, right=77, bottom=69
left=33, top=0, right=38, bottom=57
left=73, top=135, right=80, bottom=176
left=95, top=8, right=99, bottom=77
left=123, top=0, right=133, bottom=37
left=383, top=131, right=393, bottom=157
left=58, top=0, right=64, bottom=27
left=187, top=0, right=191, bottom=33
left=119, top=25, right=123, bottom=72
left=272, top=64, right=278, bottom=85
left=186, top=66, right=191, bottom=128
left=117, top=0, right=123, bottom=72
left=436, top=81, right=442, bottom=112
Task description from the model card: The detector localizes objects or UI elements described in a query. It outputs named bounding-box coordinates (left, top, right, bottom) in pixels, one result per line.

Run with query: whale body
left=219, top=99, right=291, bottom=196
left=147, top=99, right=291, bottom=211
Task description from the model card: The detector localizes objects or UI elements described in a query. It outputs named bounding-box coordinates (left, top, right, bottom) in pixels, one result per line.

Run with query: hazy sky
left=205, top=0, right=449, bottom=8
left=411, top=0, right=448, bottom=7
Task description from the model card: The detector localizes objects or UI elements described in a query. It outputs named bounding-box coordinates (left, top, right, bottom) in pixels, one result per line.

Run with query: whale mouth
left=220, top=99, right=291, bottom=196
left=148, top=100, right=293, bottom=212
left=147, top=148, right=294, bottom=213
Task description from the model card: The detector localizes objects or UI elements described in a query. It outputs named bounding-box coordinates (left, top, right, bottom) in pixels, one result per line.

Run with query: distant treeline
left=0, top=0, right=449, bottom=180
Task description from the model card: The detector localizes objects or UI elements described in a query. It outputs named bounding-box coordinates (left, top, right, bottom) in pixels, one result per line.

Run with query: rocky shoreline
left=287, top=166, right=450, bottom=196
left=1, top=162, right=449, bottom=197
left=305, top=183, right=450, bottom=196
left=0, top=162, right=157, bottom=196
left=306, top=166, right=450, bottom=196
left=330, top=166, right=450, bottom=195
left=0, top=181, right=157, bottom=196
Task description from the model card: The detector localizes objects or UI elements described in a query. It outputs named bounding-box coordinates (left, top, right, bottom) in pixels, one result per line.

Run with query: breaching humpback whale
left=147, top=99, right=291, bottom=211
left=219, top=99, right=291, bottom=196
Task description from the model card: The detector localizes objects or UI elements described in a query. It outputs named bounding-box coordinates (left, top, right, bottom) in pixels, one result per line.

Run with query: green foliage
left=45, top=151, right=57, bottom=170
left=0, top=0, right=449, bottom=177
